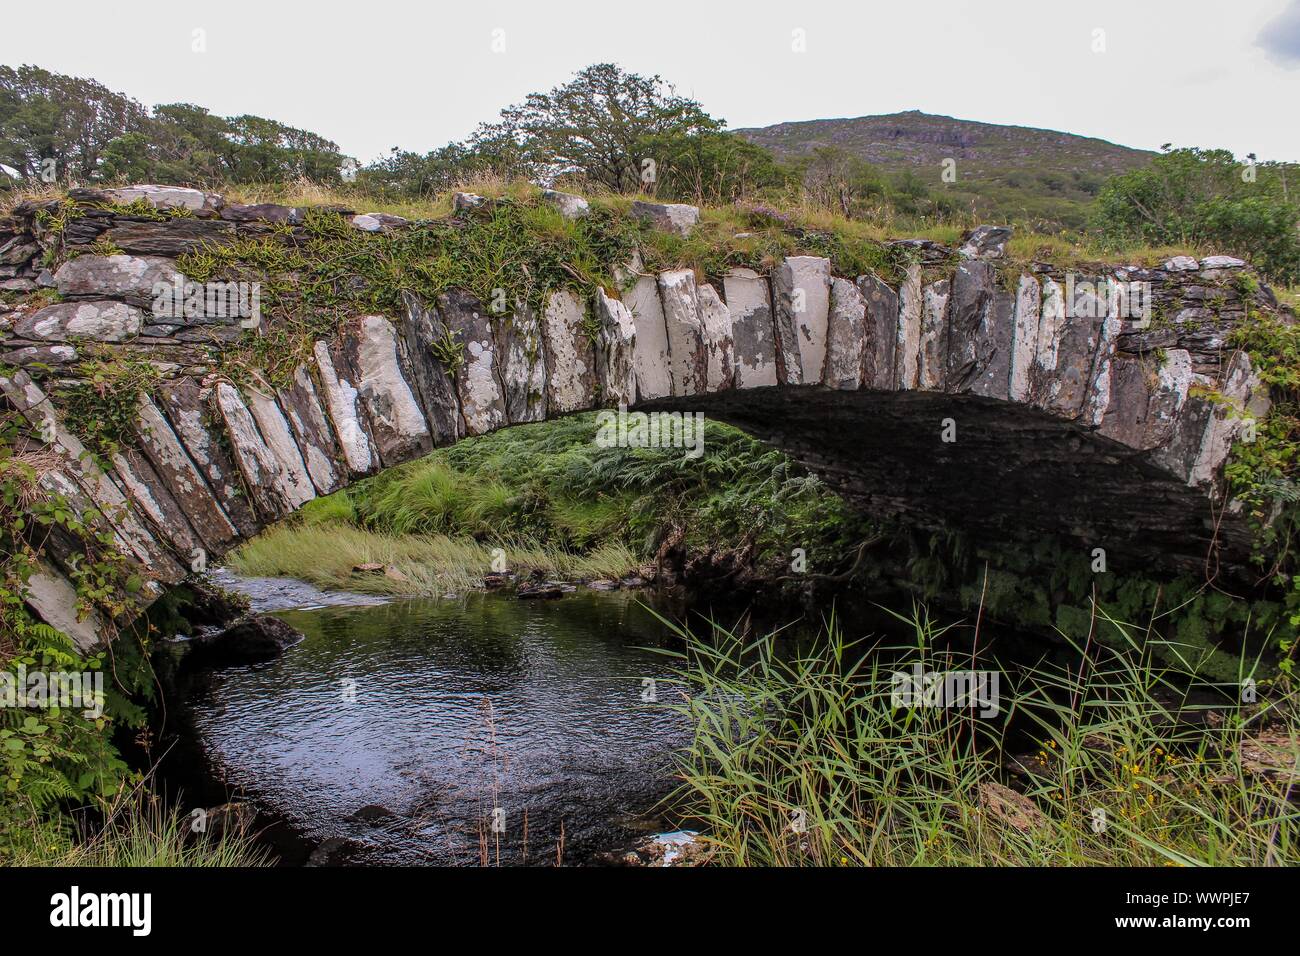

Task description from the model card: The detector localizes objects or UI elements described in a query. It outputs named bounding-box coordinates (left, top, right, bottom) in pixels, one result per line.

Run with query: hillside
left=736, top=110, right=1156, bottom=229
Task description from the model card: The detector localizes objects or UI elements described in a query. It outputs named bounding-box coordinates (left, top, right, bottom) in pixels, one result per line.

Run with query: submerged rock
left=306, top=836, right=362, bottom=867
left=345, top=804, right=399, bottom=827
left=185, top=614, right=304, bottom=668
left=180, top=577, right=252, bottom=627
left=517, top=583, right=565, bottom=600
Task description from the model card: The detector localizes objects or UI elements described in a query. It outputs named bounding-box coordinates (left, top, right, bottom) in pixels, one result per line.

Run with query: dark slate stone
left=0, top=239, right=38, bottom=266
left=1040, top=314, right=1104, bottom=420
left=886, top=239, right=956, bottom=265
left=62, top=217, right=110, bottom=244
left=133, top=396, right=240, bottom=555
left=113, top=446, right=203, bottom=559
left=157, top=378, right=261, bottom=539
left=494, top=301, right=547, bottom=424
left=220, top=203, right=304, bottom=224
left=0, top=344, right=78, bottom=367
left=1149, top=396, right=1216, bottom=485
left=277, top=367, right=344, bottom=495
left=1117, top=328, right=1178, bottom=353
left=945, top=260, right=995, bottom=393
left=438, top=288, right=507, bottom=432
left=1097, top=356, right=1154, bottom=449
left=185, top=615, right=304, bottom=668
left=970, top=287, right=1014, bottom=401
left=176, top=325, right=245, bottom=343
left=959, top=225, right=1012, bottom=260
left=395, top=291, right=464, bottom=446
left=103, top=218, right=236, bottom=257
left=856, top=274, right=898, bottom=391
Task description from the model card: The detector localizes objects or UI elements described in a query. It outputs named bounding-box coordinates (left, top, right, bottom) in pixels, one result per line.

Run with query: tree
left=638, top=129, right=789, bottom=205
left=1091, top=147, right=1300, bottom=283
left=100, top=104, right=231, bottom=184
left=357, top=143, right=495, bottom=199
left=1, top=66, right=350, bottom=189
left=223, top=114, right=345, bottom=182
left=796, top=146, right=885, bottom=217
left=0, top=65, right=147, bottom=182
left=470, top=63, right=722, bottom=192
left=357, top=63, right=787, bottom=204
left=98, top=107, right=347, bottom=187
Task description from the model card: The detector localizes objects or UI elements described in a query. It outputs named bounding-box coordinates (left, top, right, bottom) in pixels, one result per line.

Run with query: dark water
left=183, top=587, right=693, bottom=866
left=173, top=572, right=1097, bottom=866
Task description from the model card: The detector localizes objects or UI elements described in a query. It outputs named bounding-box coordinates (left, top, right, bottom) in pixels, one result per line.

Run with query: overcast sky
left=4, top=0, right=1299, bottom=164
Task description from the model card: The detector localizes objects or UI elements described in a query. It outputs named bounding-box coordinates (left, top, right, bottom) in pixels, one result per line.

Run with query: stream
left=163, top=570, right=1094, bottom=866
left=170, top=575, right=700, bottom=866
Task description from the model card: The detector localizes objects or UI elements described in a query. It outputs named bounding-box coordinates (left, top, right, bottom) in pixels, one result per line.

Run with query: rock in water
left=186, top=614, right=304, bottom=668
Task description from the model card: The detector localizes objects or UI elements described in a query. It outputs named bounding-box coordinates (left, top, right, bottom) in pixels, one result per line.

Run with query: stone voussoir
left=772, top=256, right=831, bottom=386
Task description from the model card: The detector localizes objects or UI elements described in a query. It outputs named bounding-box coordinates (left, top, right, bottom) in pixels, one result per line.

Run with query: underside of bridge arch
left=644, top=386, right=1248, bottom=582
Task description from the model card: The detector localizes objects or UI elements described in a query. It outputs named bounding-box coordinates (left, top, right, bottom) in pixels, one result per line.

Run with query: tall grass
left=228, top=414, right=867, bottom=597
left=659, top=603, right=1298, bottom=866
left=228, top=523, right=637, bottom=596
left=209, top=178, right=1219, bottom=276
left=5, top=793, right=271, bottom=867
left=349, top=414, right=867, bottom=566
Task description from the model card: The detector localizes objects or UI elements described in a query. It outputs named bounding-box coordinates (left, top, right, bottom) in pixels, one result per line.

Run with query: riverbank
left=229, top=524, right=639, bottom=598
left=224, top=411, right=869, bottom=600
left=155, top=570, right=1300, bottom=868
left=6, top=792, right=271, bottom=867
left=664, top=610, right=1300, bottom=867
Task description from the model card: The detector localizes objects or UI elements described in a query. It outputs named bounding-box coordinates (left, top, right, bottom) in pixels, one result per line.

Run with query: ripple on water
left=190, top=585, right=692, bottom=865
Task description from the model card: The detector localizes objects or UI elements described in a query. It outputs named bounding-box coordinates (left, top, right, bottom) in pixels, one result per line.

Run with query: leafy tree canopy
left=0, top=65, right=148, bottom=181
left=358, top=63, right=788, bottom=205
left=1091, top=146, right=1300, bottom=283
left=1, top=65, right=348, bottom=188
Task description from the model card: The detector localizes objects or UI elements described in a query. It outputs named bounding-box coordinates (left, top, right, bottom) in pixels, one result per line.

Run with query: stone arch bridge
left=0, top=186, right=1281, bottom=649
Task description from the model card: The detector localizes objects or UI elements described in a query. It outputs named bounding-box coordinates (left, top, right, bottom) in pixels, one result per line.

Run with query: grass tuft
left=659, top=602, right=1299, bottom=866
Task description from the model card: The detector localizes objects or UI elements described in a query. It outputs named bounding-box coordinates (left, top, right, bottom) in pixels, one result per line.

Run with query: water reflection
left=189, top=589, right=691, bottom=865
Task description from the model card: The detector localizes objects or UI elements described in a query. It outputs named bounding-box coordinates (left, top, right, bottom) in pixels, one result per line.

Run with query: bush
left=1091, top=147, right=1300, bottom=284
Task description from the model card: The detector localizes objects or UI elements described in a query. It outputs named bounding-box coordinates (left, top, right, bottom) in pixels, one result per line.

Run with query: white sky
left=4, top=0, right=1299, bottom=165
